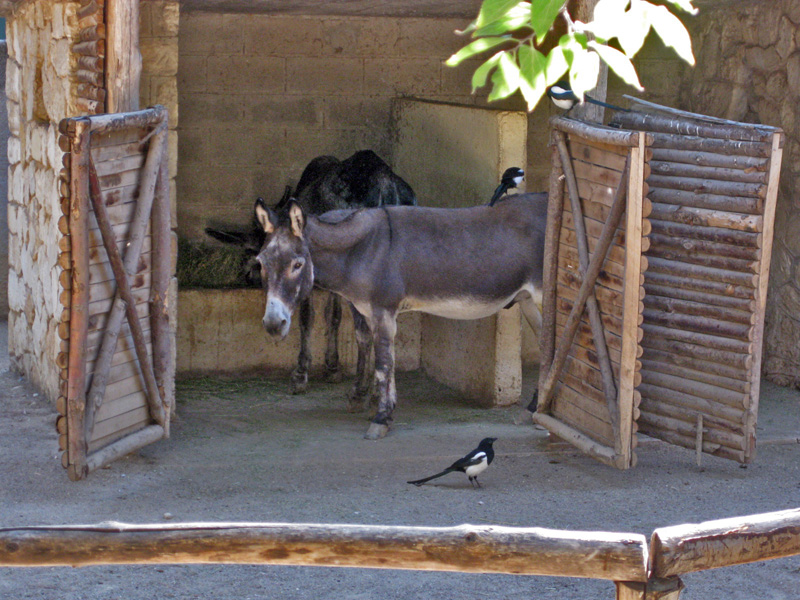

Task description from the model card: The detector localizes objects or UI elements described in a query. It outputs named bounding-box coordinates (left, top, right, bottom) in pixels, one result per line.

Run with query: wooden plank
left=649, top=147, right=769, bottom=171
left=647, top=187, right=761, bottom=215
left=534, top=412, right=621, bottom=468
left=649, top=218, right=760, bottom=247
left=89, top=251, right=152, bottom=285
left=744, top=131, right=784, bottom=462
left=644, top=270, right=755, bottom=303
left=641, top=323, right=752, bottom=355
left=552, top=384, right=615, bottom=446
left=646, top=256, right=757, bottom=289
left=559, top=277, right=626, bottom=315
left=92, top=141, right=145, bottom=163
left=569, top=139, right=631, bottom=168
left=642, top=309, right=753, bottom=341
left=553, top=116, right=648, bottom=147
left=640, top=352, right=750, bottom=394
left=647, top=232, right=760, bottom=262
left=93, top=154, right=146, bottom=177
left=639, top=370, right=747, bottom=411
left=90, top=405, right=149, bottom=442
left=649, top=202, right=762, bottom=232
left=93, top=388, right=149, bottom=424
left=643, top=294, right=753, bottom=326
left=617, top=134, right=646, bottom=468
left=649, top=160, right=767, bottom=184
left=637, top=409, right=745, bottom=451
left=66, top=118, right=92, bottom=481
left=86, top=423, right=163, bottom=463
left=640, top=335, right=752, bottom=375
left=638, top=425, right=745, bottom=463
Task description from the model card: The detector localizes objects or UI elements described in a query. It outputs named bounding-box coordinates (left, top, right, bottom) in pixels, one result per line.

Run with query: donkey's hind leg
left=347, top=305, right=373, bottom=412
left=324, top=293, right=344, bottom=383
left=290, top=297, right=314, bottom=394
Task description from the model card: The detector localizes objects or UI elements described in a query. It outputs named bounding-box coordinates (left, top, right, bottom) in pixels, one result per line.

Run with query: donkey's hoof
left=364, top=423, right=390, bottom=440
left=290, top=372, right=308, bottom=394
left=347, top=386, right=369, bottom=412
left=325, top=368, right=344, bottom=384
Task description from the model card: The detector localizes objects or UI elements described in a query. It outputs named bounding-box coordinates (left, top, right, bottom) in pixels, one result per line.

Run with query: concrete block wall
left=177, top=289, right=420, bottom=377
left=177, top=13, right=490, bottom=241
left=393, top=99, right=529, bottom=406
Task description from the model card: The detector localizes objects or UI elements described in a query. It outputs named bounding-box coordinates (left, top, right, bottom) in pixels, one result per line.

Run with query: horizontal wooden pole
left=552, top=116, right=650, bottom=147
left=0, top=522, right=649, bottom=581
left=532, top=412, right=623, bottom=469
left=650, top=508, right=800, bottom=578
left=649, top=147, right=768, bottom=171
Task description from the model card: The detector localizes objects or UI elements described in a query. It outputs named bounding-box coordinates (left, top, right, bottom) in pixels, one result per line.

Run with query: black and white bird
left=488, top=167, right=525, bottom=206
left=407, top=437, right=497, bottom=488
left=547, top=80, right=628, bottom=113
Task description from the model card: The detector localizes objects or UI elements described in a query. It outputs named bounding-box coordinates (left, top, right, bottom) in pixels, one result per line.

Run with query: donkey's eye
left=292, top=259, right=304, bottom=272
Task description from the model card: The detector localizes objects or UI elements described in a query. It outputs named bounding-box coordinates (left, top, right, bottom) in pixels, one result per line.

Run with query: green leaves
left=447, top=0, right=696, bottom=112
left=530, top=0, right=568, bottom=44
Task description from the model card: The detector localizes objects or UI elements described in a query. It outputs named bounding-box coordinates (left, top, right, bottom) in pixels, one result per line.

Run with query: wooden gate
left=56, top=106, right=175, bottom=481
left=534, top=117, right=650, bottom=470
left=535, top=103, right=784, bottom=468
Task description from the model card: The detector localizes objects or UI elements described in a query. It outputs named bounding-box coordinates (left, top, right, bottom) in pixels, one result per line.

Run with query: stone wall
left=5, top=0, right=179, bottom=402
left=678, top=0, right=800, bottom=387
left=6, top=0, right=79, bottom=399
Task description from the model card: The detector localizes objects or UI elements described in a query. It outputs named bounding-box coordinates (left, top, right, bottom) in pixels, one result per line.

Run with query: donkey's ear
left=254, top=197, right=276, bottom=234
left=288, top=201, right=306, bottom=238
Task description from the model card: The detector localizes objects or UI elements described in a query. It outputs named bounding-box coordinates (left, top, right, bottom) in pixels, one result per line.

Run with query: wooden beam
left=650, top=508, right=800, bottom=578
left=0, top=522, right=649, bottom=582
left=105, top=0, right=141, bottom=113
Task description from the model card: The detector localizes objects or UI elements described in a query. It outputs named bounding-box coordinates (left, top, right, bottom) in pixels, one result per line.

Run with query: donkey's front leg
left=364, top=311, right=397, bottom=440
left=290, top=297, right=314, bottom=394
left=347, top=305, right=373, bottom=412
left=323, top=293, right=343, bottom=383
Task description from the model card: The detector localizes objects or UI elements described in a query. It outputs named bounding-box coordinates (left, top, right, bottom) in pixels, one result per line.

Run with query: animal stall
left=57, top=107, right=176, bottom=481
left=534, top=101, right=783, bottom=469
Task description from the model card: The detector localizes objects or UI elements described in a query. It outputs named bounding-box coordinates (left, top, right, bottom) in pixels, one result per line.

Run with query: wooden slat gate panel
left=58, top=106, right=174, bottom=481
left=611, top=99, right=784, bottom=465
left=534, top=117, right=651, bottom=470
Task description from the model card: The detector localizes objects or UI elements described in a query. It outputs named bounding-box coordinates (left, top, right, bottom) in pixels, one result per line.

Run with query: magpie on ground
left=407, top=437, right=497, bottom=488
left=488, top=167, right=525, bottom=206
left=547, top=80, right=629, bottom=113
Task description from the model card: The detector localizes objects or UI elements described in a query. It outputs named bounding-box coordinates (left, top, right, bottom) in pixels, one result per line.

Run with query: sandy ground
left=1, top=319, right=800, bottom=600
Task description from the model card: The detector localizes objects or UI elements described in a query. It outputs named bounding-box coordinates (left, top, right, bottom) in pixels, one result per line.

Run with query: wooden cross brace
left=83, top=125, right=169, bottom=439
left=538, top=131, right=630, bottom=440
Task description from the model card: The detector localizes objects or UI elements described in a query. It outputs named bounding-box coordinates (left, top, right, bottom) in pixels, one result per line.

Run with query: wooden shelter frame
left=535, top=101, right=784, bottom=469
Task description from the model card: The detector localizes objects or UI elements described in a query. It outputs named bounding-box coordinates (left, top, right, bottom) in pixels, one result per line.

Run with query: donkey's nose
left=263, top=298, right=291, bottom=338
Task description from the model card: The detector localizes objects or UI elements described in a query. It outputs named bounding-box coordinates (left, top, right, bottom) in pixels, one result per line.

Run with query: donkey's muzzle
left=263, top=297, right=291, bottom=339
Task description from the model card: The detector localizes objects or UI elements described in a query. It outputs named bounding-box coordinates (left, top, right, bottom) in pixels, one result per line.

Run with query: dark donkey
left=254, top=192, right=548, bottom=439
left=207, top=150, right=416, bottom=395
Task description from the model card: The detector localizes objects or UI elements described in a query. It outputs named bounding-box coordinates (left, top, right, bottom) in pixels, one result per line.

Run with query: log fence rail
left=1, top=508, right=798, bottom=599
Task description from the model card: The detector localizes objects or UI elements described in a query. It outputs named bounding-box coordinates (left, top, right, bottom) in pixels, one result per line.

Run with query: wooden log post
left=106, top=0, right=141, bottom=113
left=66, top=117, right=92, bottom=482
left=0, top=522, right=649, bottom=583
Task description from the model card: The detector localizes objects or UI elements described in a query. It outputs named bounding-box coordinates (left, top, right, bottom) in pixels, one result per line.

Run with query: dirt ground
left=2, top=319, right=800, bottom=600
